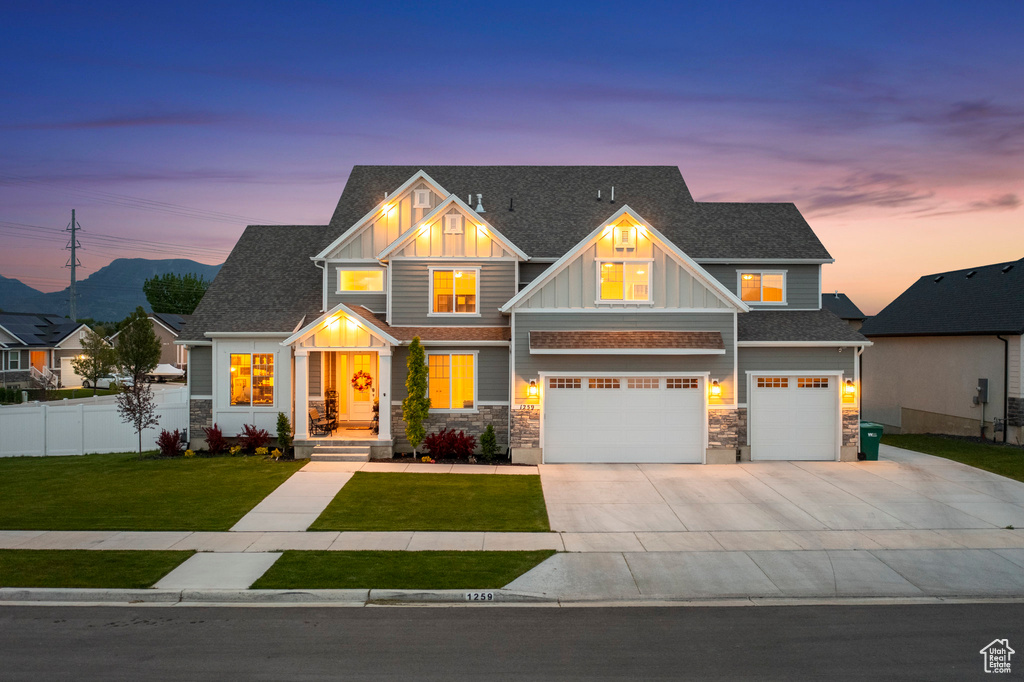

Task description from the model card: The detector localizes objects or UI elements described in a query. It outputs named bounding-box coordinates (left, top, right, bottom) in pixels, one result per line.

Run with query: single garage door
left=749, top=375, right=838, bottom=461
left=543, top=376, right=705, bottom=463
left=60, top=356, right=86, bottom=388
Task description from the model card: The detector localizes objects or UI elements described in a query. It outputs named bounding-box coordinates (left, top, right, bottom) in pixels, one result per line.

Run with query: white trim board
left=281, top=302, right=401, bottom=347
left=529, top=348, right=726, bottom=355
left=738, top=341, right=872, bottom=347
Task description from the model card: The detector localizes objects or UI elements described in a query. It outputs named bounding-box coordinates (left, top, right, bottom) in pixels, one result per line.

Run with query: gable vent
left=1002, top=264, right=1014, bottom=274
left=966, top=270, right=977, bottom=278
left=933, top=276, right=944, bottom=283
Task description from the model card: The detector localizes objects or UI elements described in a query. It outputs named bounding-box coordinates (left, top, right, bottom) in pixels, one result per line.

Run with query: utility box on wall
left=974, top=378, right=989, bottom=405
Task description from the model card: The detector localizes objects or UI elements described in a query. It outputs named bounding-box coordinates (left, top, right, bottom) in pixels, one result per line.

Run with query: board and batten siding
left=393, top=206, right=515, bottom=259
left=325, top=265, right=388, bottom=312
left=701, top=263, right=821, bottom=309
left=390, top=345, right=509, bottom=403
left=390, top=260, right=516, bottom=327
left=327, top=182, right=443, bottom=260
left=737, top=346, right=855, bottom=404
left=189, top=346, right=213, bottom=395
left=518, top=240, right=730, bottom=310
left=513, top=312, right=737, bottom=403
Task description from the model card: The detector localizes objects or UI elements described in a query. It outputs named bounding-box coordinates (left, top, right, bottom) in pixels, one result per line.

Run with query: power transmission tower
left=65, top=209, right=82, bottom=320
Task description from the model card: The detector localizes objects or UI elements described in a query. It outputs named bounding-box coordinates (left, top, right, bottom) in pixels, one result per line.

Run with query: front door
left=349, top=353, right=376, bottom=421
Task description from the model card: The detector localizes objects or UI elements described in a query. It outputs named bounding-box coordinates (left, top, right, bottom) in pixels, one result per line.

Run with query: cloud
left=914, top=192, right=1022, bottom=218
left=749, top=172, right=936, bottom=216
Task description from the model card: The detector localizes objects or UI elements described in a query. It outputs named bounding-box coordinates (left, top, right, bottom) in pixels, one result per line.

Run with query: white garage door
left=543, top=376, right=705, bottom=463
left=750, top=375, right=838, bottom=461
left=60, top=356, right=86, bottom=388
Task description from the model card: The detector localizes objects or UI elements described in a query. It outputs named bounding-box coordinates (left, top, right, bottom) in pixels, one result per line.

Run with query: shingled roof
left=861, top=257, right=1024, bottom=337
left=738, top=310, right=869, bottom=343
left=0, top=312, right=83, bottom=347
left=821, top=293, right=866, bottom=321
left=330, top=166, right=832, bottom=260
left=346, top=305, right=510, bottom=342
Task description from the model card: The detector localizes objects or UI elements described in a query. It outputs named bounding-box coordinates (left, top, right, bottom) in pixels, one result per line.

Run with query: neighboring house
left=821, top=292, right=866, bottom=331
left=0, top=312, right=94, bottom=388
left=861, top=257, right=1023, bottom=444
left=110, top=313, right=190, bottom=370
left=179, top=166, right=869, bottom=463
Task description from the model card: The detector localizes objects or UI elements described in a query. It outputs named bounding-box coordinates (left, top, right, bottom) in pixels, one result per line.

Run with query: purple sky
left=1, top=1, right=1022, bottom=314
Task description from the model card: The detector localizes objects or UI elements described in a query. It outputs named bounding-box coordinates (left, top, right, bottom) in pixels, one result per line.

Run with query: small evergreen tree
left=479, top=424, right=498, bottom=462
left=71, top=329, right=118, bottom=396
left=402, top=337, right=430, bottom=455
left=276, top=412, right=293, bottom=454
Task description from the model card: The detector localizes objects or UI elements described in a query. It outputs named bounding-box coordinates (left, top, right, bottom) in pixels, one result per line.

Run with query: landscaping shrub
left=0, top=387, right=21, bottom=404
left=239, top=424, right=271, bottom=452
left=423, top=428, right=477, bottom=461
left=479, top=424, right=498, bottom=462
left=276, top=412, right=293, bottom=453
left=202, top=424, right=228, bottom=455
left=156, top=429, right=184, bottom=457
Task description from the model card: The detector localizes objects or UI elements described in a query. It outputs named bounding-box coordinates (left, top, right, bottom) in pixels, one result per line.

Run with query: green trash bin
left=859, top=421, right=884, bottom=461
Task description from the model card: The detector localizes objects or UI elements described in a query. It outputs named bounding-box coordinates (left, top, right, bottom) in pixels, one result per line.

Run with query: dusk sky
left=1, top=1, right=1021, bottom=314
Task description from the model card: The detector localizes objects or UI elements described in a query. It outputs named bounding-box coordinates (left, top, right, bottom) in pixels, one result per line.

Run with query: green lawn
left=251, top=550, right=555, bottom=589
left=48, top=387, right=121, bottom=399
left=0, top=550, right=194, bottom=588
left=0, top=452, right=304, bottom=531
left=308, top=472, right=550, bottom=532
left=882, top=434, right=1024, bottom=483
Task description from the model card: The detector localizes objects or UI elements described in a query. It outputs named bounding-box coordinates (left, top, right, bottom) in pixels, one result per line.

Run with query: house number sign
left=464, top=592, right=495, bottom=601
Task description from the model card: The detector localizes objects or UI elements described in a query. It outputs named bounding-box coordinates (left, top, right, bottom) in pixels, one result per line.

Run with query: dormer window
left=413, top=189, right=431, bottom=208
left=738, top=271, right=786, bottom=304
left=598, top=260, right=651, bottom=302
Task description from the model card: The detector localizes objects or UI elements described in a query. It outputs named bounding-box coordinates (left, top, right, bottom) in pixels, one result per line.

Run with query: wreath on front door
left=351, top=370, right=373, bottom=392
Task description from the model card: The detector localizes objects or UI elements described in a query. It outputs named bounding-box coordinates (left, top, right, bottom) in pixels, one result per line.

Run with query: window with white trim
left=428, top=353, right=475, bottom=410
left=797, top=377, right=830, bottom=389
left=549, top=378, right=581, bottom=389
left=667, top=378, right=698, bottom=389
left=413, top=189, right=431, bottom=208
left=431, top=268, right=478, bottom=314
left=599, top=261, right=651, bottom=302
left=337, top=268, right=385, bottom=292
left=627, top=378, right=659, bottom=389
left=589, top=378, right=620, bottom=389
left=739, top=271, right=785, bottom=303
left=757, top=377, right=788, bottom=388
left=230, top=353, right=274, bottom=406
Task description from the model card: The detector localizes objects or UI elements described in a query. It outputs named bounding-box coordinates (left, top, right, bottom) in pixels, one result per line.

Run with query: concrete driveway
left=540, top=444, right=1024, bottom=539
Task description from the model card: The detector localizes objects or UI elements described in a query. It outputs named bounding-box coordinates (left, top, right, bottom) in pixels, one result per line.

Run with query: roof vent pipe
left=610, top=186, right=615, bottom=203
left=966, top=270, right=977, bottom=278
left=597, top=190, right=602, bottom=201
left=475, top=194, right=485, bottom=213
left=509, top=197, right=514, bottom=212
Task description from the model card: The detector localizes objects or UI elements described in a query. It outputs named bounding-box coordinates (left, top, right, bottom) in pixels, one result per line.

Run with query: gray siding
left=519, top=261, right=552, bottom=289
left=325, top=265, right=388, bottom=312
left=513, top=312, right=737, bottom=403
left=390, top=260, right=515, bottom=327
left=309, top=351, right=321, bottom=396
left=391, top=345, right=509, bottom=403
left=190, top=346, right=213, bottom=395
left=702, top=264, right=821, bottom=309
left=737, top=346, right=855, bottom=403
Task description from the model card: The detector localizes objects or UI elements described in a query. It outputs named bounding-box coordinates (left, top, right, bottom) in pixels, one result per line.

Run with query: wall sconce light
left=710, top=379, right=721, bottom=397
left=844, top=379, right=856, bottom=396
left=527, top=380, right=539, bottom=397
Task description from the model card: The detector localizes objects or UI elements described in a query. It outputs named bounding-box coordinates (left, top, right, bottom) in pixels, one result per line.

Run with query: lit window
left=627, top=378, right=659, bottom=389
left=740, top=272, right=785, bottom=303
left=599, top=262, right=650, bottom=301
left=798, top=377, right=830, bottom=389
left=432, top=269, right=477, bottom=314
left=230, top=353, right=274, bottom=406
left=549, top=378, right=581, bottom=389
left=428, top=353, right=475, bottom=410
left=667, top=378, right=699, bottom=389
left=757, top=377, right=788, bottom=388
left=338, top=269, right=384, bottom=292
left=588, top=378, right=620, bottom=389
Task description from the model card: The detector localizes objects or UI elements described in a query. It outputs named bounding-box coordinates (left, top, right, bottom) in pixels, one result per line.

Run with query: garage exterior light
left=710, top=379, right=721, bottom=397
left=527, top=379, right=539, bottom=397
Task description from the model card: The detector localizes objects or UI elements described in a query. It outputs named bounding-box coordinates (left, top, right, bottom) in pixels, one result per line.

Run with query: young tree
left=143, top=272, right=210, bottom=315
left=402, top=337, right=430, bottom=455
left=117, top=381, right=160, bottom=455
left=116, top=307, right=162, bottom=382
left=70, top=329, right=117, bottom=396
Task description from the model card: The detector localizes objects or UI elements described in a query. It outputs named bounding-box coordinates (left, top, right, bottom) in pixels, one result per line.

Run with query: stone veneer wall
left=390, top=404, right=509, bottom=453
left=708, top=408, right=740, bottom=449
left=1008, top=397, right=1023, bottom=428
left=189, top=398, right=213, bottom=446
left=842, top=408, right=859, bottom=447
left=510, top=407, right=540, bottom=449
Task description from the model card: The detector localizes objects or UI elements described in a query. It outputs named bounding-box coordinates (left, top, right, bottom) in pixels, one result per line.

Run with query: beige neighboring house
left=0, top=312, right=95, bottom=388
left=110, top=313, right=190, bottom=370
left=821, top=292, right=866, bottom=331
left=861, top=257, right=1023, bottom=444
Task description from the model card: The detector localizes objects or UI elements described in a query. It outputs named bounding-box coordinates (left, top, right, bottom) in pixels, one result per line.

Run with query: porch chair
left=308, top=408, right=335, bottom=436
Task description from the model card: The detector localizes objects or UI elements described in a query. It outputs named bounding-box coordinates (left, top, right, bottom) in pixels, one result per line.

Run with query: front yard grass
left=308, top=472, right=550, bottom=532
left=0, top=550, right=194, bottom=588
left=882, top=434, right=1024, bottom=483
left=0, top=452, right=304, bottom=531
left=251, top=550, right=555, bottom=589
left=47, top=387, right=121, bottom=400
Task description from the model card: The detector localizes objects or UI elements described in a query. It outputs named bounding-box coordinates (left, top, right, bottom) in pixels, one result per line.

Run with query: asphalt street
left=1, top=603, right=1021, bottom=680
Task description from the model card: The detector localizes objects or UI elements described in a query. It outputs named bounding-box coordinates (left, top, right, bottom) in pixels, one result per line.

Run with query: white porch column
left=377, top=350, right=392, bottom=442
left=294, top=350, right=309, bottom=440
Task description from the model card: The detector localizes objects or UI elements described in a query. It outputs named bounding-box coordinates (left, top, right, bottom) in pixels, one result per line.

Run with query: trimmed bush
left=202, top=424, right=228, bottom=455
left=479, top=424, right=498, bottom=462
left=239, top=424, right=271, bottom=452
left=156, top=429, right=184, bottom=457
left=422, top=428, right=477, bottom=461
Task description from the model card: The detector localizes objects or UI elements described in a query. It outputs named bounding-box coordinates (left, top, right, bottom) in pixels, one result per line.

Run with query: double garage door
left=749, top=374, right=839, bottom=461
left=543, top=376, right=705, bottom=463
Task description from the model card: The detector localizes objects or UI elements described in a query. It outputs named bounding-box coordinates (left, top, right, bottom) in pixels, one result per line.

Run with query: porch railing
left=30, top=366, right=58, bottom=389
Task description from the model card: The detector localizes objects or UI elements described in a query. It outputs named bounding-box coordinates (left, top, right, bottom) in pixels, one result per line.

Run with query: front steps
left=311, top=444, right=371, bottom=462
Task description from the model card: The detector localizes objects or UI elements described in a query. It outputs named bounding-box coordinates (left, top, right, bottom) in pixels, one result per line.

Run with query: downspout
left=997, top=335, right=1009, bottom=444
left=313, top=260, right=327, bottom=313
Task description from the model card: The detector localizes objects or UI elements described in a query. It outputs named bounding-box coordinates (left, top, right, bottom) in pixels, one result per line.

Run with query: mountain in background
left=0, top=258, right=222, bottom=321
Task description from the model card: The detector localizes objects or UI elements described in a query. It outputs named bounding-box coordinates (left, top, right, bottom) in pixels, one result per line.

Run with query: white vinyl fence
left=0, top=387, right=188, bottom=457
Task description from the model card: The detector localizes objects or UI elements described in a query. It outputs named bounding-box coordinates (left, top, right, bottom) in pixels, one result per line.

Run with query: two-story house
left=179, top=166, right=869, bottom=464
